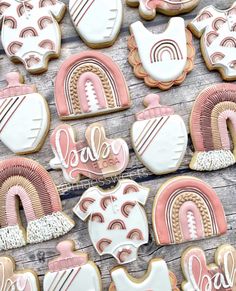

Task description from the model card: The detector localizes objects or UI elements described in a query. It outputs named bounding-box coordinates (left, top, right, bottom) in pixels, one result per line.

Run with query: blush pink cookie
left=54, top=51, right=131, bottom=120
left=0, top=256, right=39, bottom=291
left=44, top=240, right=102, bottom=291
left=181, top=244, right=236, bottom=291
left=152, top=176, right=227, bottom=245
left=50, top=123, right=129, bottom=184
left=190, top=83, right=236, bottom=171
left=0, top=72, right=50, bottom=154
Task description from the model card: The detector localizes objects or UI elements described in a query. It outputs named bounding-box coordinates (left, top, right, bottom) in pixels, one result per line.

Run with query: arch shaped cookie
left=55, top=51, right=131, bottom=119
left=0, top=157, right=75, bottom=251
left=152, top=176, right=227, bottom=245
left=190, top=83, right=236, bottom=171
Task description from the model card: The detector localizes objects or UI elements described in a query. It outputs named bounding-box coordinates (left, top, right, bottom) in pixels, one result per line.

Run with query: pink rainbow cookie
left=0, top=72, right=50, bottom=154
left=190, top=83, right=236, bottom=171
left=0, top=157, right=74, bottom=251
left=181, top=244, right=236, bottom=291
left=131, top=94, right=187, bottom=175
left=0, top=256, right=39, bottom=291
left=0, top=0, right=66, bottom=74
left=73, top=179, right=149, bottom=264
left=152, top=176, right=227, bottom=245
left=55, top=51, right=131, bottom=120
left=50, top=123, right=129, bottom=184
left=44, top=240, right=102, bottom=291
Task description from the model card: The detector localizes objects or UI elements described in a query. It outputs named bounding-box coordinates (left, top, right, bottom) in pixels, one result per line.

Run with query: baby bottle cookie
left=131, top=94, right=187, bottom=175
left=44, top=240, right=102, bottom=291
left=0, top=0, right=66, bottom=74
left=73, top=180, right=149, bottom=264
left=0, top=72, right=50, bottom=154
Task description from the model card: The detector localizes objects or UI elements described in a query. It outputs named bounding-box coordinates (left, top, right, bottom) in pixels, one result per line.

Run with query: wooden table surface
left=0, top=0, right=236, bottom=289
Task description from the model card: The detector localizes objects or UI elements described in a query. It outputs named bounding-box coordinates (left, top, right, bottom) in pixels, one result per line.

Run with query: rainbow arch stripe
left=150, top=39, right=183, bottom=63
left=0, top=157, right=74, bottom=250
left=190, top=83, right=236, bottom=171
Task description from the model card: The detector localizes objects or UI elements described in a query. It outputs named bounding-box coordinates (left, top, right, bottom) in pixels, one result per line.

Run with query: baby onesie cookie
left=0, top=0, right=66, bottom=74
left=44, top=240, right=102, bottom=291
left=152, top=176, right=227, bottom=245
left=55, top=51, right=130, bottom=120
left=73, top=180, right=149, bottom=264
left=181, top=244, right=236, bottom=290
left=190, top=83, right=236, bottom=171
left=126, top=0, right=200, bottom=21
left=131, top=94, right=187, bottom=174
left=109, top=258, right=179, bottom=291
left=0, top=157, right=74, bottom=251
left=128, top=18, right=195, bottom=90
left=0, top=72, right=50, bottom=154
left=0, top=256, right=39, bottom=291
left=69, top=0, right=123, bottom=48
left=188, top=2, right=236, bottom=80
left=50, top=123, right=129, bottom=184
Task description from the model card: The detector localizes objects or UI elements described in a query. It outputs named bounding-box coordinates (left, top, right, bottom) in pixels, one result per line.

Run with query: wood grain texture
left=0, top=0, right=236, bottom=289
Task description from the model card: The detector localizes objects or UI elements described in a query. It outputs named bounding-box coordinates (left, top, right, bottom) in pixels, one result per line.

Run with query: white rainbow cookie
left=69, top=0, right=123, bottom=48
left=0, top=72, right=49, bottom=154
left=0, top=0, right=66, bottom=74
left=131, top=94, right=187, bottom=175
left=44, top=240, right=102, bottom=291
left=0, top=256, right=39, bottom=291
left=181, top=244, right=236, bottom=290
left=109, top=258, right=179, bottom=291
left=128, top=18, right=195, bottom=90
left=73, top=180, right=149, bottom=264
left=189, top=2, right=236, bottom=80
left=126, top=0, right=200, bottom=21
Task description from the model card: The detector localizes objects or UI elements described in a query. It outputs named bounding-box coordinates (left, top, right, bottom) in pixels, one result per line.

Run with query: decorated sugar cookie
left=44, top=240, right=102, bottom=291
left=73, top=180, right=149, bottom=264
left=109, top=258, right=179, bottom=291
left=0, top=72, right=50, bottom=154
left=50, top=123, right=129, bottom=184
left=131, top=94, right=187, bottom=175
left=126, top=0, right=200, bottom=21
left=128, top=18, right=195, bottom=90
left=181, top=244, right=236, bottom=290
left=55, top=51, right=131, bottom=120
left=189, top=2, right=236, bottom=80
left=69, top=0, right=123, bottom=48
left=0, top=0, right=66, bottom=74
left=0, top=256, right=39, bottom=291
left=152, top=176, right=227, bottom=245
left=190, top=83, right=236, bottom=171
left=0, top=157, right=74, bottom=251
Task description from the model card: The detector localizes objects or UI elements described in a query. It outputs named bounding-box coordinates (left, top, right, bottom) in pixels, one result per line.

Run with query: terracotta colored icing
left=69, top=0, right=123, bottom=48
left=189, top=2, right=236, bottom=80
left=73, top=180, right=149, bottom=264
left=189, top=83, right=236, bottom=171
left=152, top=176, right=227, bottom=245
left=131, top=94, right=187, bottom=174
left=44, top=240, right=102, bottom=291
left=0, top=256, right=39, bottom=291
left=0, top=72, right=49, bottom=154
left=128, top=18, right=195, bottom=90
left=126, top=0, right=200, bottom=20
left=0, top=157, right=74, bottom=251
left=50, top=123, right=129, bottom=183
left=181, top=244, right=236, bottom=291
left=54, top=51, right=131, bottom=119
left=0, top=0, right=66, bottom=73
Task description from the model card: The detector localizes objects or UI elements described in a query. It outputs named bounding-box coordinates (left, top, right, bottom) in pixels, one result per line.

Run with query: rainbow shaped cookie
left=190, top=83, right=236, bottom=171
left=152, top=176, right=227, bottom=245
left=55, top=51, right=131, bottom=119
left=0, top=157, right=74, bottom=251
